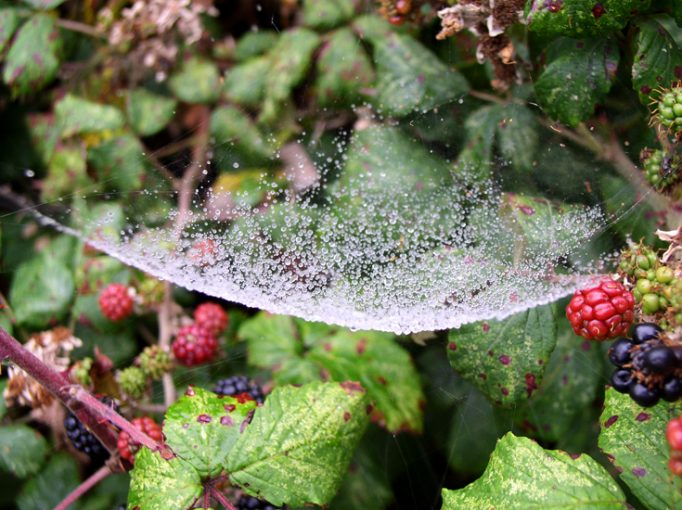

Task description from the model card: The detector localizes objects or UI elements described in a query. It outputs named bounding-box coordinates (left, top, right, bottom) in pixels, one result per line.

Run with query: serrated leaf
left=316, top=28, right=375, bottom=107
left=0, top=425, right=48, bottom=478
left=371, top=32, right=469, bottom=116
left=260, top=28, right=321, bottom=123
left=55, top=94, right=125, bottom=137
left=517, top=319, right=604, bottom=443
left=273, top=357, right=322, bottom=385
left=441, top=433, right=626, bottom=509
left=126, top=88, right=176, bottom=137
left=447, top=305, right=557, bottom=408
left=226, top=382, right=369, bottom=507
left=234, top=31, right=278, bottom=62
left=210, top=106, right=273, bottom=167
left=128, top=448, right=202, bottom=510
left=526, top=0, right=650, bottom=37
left=534, top=38, right=619, bottom=127
left=239, top=313, right=302, bottom=368
left=169, top=57, right=220, bottom=104
left=163, top=387, right=257, bottom=478
left=0, top=6, right=20, bottom=54
left=598, top=389, right=682, bottom=510
left=308, top=331, right=424, bottom=433
left=10, top=253, right=74, bottom=329
left=87, top=134, right=146, bottom=192
left=223, top=56, right=270, bottom=107
left=17, top=454, right=80, bottom=510
left=3, top=13, right=61, bottom=95
left=631, top=19, right=682, bottom=104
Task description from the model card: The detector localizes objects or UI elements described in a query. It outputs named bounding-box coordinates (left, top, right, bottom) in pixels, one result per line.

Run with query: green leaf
left=17, top=454, right=80, bottom=510
left=316, top=28, right=375, bottom=107
left=210, top=106, right=273, bottom=167
left=163, top=387, right=257, bottom=478
left=10, top=253, right=74, bottom=329
left=600, top=174, right=659, bottom=245
left=534, top=38, right=619, bottom=127
left=441, top=433, right=626, bottom=509
left=226, top=381, right=369, bottom=507
left=0, top=6, right=20, bottom=54
left=0, top=425, right=48, bottom=478
left=128, top=448, right=202, bottom=510
left=223, top=56, right=270, bottom=107
left=87, top=134, right=146, bottom=192
left=239, top=313, right=302, bottom=368
left=631, top=19, right=682, bottom=104
left=598, top=389, right=682, bottom=510
left=55, top=94, right=125, bottom=137
left=339, top=126, right=453, bottom=194
left=526, top=0, right=650, bottom=37
left=371, top=32, right=469, bottom=116
left=302, top=0, right=355, bottom=30
left=517, top=320, right=604, bottom=443
left=169, top=57, right=220, bottom=104
left=3, top=13, right=61, bottom=95
left=308, top=331, right=424, bottom=433
left=260, top=28, right=321, bottom=123
left=495, top=103, right=539, bottom=171
left=234, top=31, right=278, bottom=62
left=21, top=0, right=67, bottom=8
left=126, top=88, right=176, bottom=137
left=41, top=145, right=90, bottom=202
left=447, top=305, right=557, bottom=408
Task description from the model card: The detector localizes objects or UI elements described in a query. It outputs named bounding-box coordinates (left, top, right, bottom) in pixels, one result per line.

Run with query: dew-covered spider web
left=10, top=10, right=647, bottom=335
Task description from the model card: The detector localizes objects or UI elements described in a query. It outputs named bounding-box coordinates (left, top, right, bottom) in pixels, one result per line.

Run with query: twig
left=55, top=19, right=106, bottom=39
left=53, top=465, right=111, bottom=510
left=208, top=487, right=236, bottom=510
left=468, top=89, right=507, bottom=105
left=158, top=282, right=176, bottom=408
left=0, top=327, right=119, bottom=454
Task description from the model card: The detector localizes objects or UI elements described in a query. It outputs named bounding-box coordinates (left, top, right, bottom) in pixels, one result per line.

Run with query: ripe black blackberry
left=213, top=376, right=264, bottom=404
left=64, top=397, right=117, bottom=462
left=607, top=324, right=682, bottom=407
left=236, top=495, right=283, bottom=510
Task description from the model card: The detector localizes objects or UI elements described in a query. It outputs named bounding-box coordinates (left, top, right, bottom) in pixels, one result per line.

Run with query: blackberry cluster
left=608, top=323, right=682, bottom=407
left=213, top=376, right=264, bottom=404
left=64, top=397, right=117, bottom=462
left=656, top=86, right=682, bottom=133
left=641, top=149, right=678, bottom=190
left=236, top=495, right=283, bottom=510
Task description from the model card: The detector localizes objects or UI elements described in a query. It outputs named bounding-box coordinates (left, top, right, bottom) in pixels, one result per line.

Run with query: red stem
left=0, top=327, right=167, bottom=456
left=53, top=465, right=111, bottom=510
left=208, top=487, right=236, bottom=510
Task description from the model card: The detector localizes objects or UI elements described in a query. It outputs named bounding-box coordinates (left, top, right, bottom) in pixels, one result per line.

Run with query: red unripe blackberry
left=194, top=302, right=228, bottom=335
left=171, top=323, right=218, bottom=366
left=566, top=278, right=635, bottom=341
left=667, top=417, right=682, bottom=451
left=99, top=283, right=134, bottom=321
left=117, top=416, right=163, bottom=463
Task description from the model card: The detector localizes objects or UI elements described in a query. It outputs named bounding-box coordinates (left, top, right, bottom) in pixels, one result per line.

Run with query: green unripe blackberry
left=642, top=293, right=661, bottom=314
left=137, top=346, right=172, bottom=380
left=656, top=266, right=674, bottom=284
left=657, top=88, right=682, bottom=131
left=117, top=366, right=147, bottom=399
left=636, top=278, right=653, bottom=294
left=640, top=148, right=678, bottom=190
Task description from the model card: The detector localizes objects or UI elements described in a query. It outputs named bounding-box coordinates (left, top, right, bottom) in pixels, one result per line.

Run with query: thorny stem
left=55, top=18, right=106, bottom=39
left=208, top=486, right=236, bottom=510
left=53, top=465, right=111, bottom=510
left=159, top=281, right=176, bottom=408
left=0, top=327, right=166, bottom=457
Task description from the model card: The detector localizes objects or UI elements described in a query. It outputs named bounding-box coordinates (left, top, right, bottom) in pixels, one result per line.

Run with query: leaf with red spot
left=308, top=330, right=424, bottom=433
left=447, top=304, right=557, bottom=408
left=598, top=389, right=682, bottom=510
left=225, top=381, right=369, bottom=507
left=631, top=19, right=682, bottom=105
left=2, top=13, right=61, bottom=95
left=163, top=386, right=257, bottom=478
